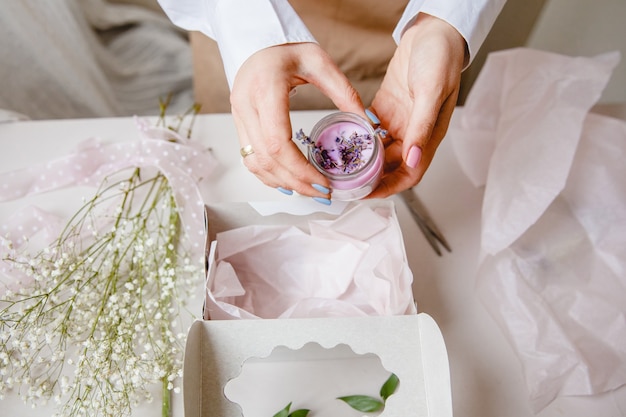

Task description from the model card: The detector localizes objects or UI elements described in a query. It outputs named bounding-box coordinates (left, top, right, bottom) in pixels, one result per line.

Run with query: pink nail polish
left=406, top=145, right=422, bottom=169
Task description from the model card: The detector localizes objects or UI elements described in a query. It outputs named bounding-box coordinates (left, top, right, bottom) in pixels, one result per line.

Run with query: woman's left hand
left=367, top=13, right=467, bottom=198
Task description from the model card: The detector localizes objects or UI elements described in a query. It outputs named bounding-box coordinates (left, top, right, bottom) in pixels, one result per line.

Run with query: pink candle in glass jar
left=304, top=112, right=384, bottom=201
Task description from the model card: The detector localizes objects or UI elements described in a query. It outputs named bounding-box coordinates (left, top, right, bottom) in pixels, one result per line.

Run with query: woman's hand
left=368, top=13, right=467, bottom=198
left=230, top=42, right=364, bottom=202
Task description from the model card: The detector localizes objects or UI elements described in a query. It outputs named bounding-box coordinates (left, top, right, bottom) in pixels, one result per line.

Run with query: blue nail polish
left=312, top=197, right=332, bottom=206
left=312, top=183, right=330, bottom=194
left=365, top=109, right=380, bottom=125
left=277, top=187, right=293, bottom=196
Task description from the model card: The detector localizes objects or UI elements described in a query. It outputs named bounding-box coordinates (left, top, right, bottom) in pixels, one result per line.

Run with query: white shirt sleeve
left=157, top=0, right=505, bottom=87
left=156, top=0, right=316, bottom=88
left=394, top=0, right=507, bottom=68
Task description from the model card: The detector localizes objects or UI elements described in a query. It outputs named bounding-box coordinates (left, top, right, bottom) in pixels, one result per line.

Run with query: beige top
left=190, top=0, right=408, bottom=113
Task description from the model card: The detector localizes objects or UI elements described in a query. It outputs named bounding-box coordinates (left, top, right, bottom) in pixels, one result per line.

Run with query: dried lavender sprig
left=296, top=128, right=383, bottom=174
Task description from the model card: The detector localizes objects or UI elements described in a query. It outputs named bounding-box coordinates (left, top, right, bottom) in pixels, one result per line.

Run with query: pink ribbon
left=0, top=117, right=217, bottom=288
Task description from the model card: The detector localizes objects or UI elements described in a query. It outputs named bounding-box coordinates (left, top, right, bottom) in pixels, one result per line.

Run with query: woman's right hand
left=230, top=42, right=365, bottom=203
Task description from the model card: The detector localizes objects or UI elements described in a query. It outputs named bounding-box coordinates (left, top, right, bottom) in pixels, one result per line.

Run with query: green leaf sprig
left=273, top=402, right=310, bottom=417
left=337, top=373, right=399, bottom=413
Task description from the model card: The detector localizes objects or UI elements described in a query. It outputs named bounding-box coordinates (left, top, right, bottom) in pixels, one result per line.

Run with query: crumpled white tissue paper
left=205, top=203, right=416, bottom=320
left=449, top=48, right=626, bottom=412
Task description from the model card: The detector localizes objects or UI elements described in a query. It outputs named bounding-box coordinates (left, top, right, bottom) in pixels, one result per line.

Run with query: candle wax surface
left=313, top=121, right=374, bottom=176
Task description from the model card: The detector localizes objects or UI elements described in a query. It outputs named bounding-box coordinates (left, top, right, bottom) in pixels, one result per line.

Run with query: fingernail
left=312, top=197, right=332, bottom=206
left=277, top=187, right=293, bottom=196
left=365, top=109, right=380, bottom=125
left=406, top=145, right=422, bottom=169
left=312, top=183, right=330, bottom=194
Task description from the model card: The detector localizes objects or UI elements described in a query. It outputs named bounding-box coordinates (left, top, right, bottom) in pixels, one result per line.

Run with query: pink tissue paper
left=449, top=47, right=625, bottom=411
left=204, top=202, right=416, bottom=320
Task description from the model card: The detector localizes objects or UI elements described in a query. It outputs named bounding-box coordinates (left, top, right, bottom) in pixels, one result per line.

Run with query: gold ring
left=240, top=144, right=255, bottom=158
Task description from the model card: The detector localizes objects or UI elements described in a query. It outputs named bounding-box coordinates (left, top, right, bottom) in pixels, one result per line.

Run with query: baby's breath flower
left=0, top=105, right=203, bottom=417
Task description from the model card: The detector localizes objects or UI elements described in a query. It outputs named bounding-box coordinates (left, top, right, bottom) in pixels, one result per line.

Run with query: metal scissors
left=399, top=188, right=452, bottom=256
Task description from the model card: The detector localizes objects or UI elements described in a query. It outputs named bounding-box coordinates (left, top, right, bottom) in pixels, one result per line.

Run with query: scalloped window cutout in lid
left=224, top=342, right=397, bottom=417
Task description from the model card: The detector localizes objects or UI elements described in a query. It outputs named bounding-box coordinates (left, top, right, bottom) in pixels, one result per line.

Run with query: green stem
left=162, top=376, right=171, bottom=417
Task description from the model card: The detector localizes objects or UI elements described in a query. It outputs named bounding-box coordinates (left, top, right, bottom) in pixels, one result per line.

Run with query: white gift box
left=183, top=200, right=452, bottom=417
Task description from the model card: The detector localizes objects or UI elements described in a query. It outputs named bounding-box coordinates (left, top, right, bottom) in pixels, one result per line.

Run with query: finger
left=231, top=76, right=290, bottom=189
left=232, top=108, right=284, bottom=188
left=255, top=86, right=331, bottom=197
left=303, top=52, right=365, bottom=117
left=410, top=88, right=458, bottom=167
left=370, top=90, right=459, bottom=200
left=402, top=88, right=441, bottom=160
left=367, top=166, right=417, bottom=199
left=381, top=139, right=404, bottom=172
left=366, top=141, right=419, bottom=199
left=233, top=76, right=331, bottom=198
left=429, top=89, right=458, bottom=149
left=256, top=79, right=331, bottom=193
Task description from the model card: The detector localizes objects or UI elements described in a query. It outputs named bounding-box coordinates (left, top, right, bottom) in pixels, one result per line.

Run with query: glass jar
left=306, top=112, right=384, bottom=201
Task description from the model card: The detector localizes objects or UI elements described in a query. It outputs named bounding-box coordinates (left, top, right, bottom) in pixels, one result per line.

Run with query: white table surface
left=1, top=110, right=624, bottom=417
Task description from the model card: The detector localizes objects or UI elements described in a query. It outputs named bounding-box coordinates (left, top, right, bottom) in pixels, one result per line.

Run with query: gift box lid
left=183, top=313, right=451, bottom=417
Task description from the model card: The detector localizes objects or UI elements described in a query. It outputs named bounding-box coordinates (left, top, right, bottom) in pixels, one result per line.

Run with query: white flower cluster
left=0, top=168, right=201, bottom=417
